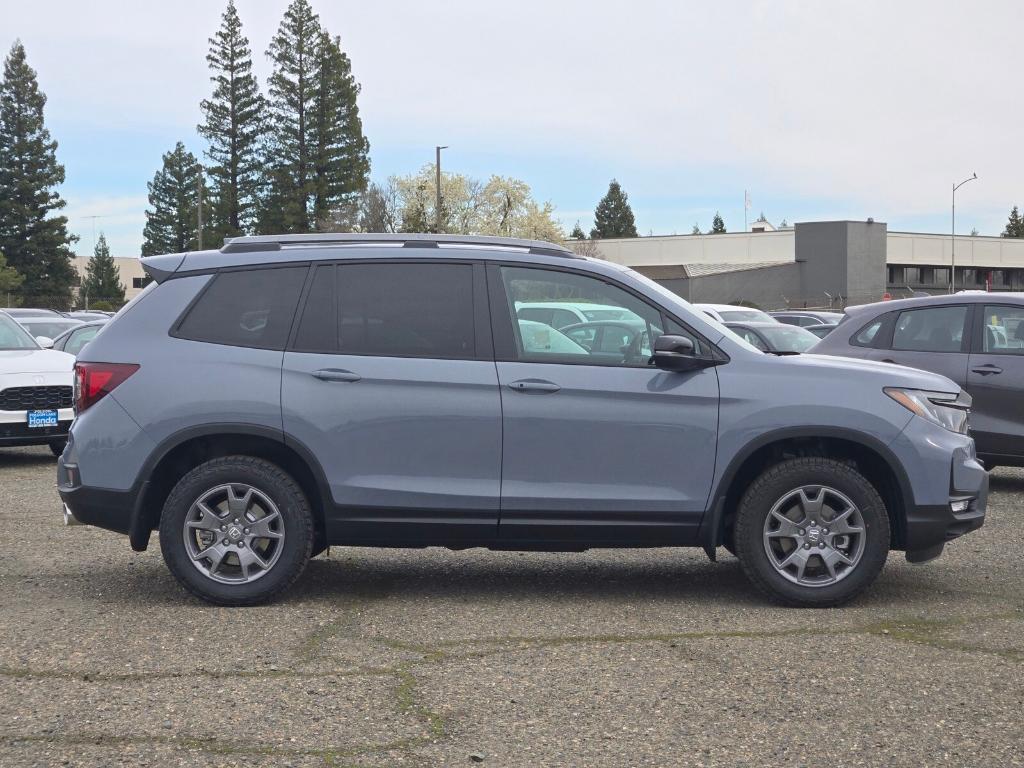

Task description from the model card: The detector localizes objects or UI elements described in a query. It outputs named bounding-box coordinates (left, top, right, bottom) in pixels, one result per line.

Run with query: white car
left=693, top=303, right=777, bottom=324
left=0, top=311, right=75, bottom=455
left=514, top=301, right=641, bottom=329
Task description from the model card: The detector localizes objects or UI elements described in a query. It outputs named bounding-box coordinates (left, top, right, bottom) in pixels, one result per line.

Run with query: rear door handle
left=971, top=364, right=1003, bottom=376
left=312, top=368, right=361, bottom=383
left=881, top=358, right=896, bottom=364
left=507, top=379, right=561, bottom=393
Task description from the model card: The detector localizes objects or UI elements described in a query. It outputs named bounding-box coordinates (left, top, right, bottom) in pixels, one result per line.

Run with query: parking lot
left=0, top=446, right=1021, bottom=767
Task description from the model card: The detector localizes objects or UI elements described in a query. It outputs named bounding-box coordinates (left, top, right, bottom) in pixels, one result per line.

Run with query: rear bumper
left=57, top=454, right=149, bottom=548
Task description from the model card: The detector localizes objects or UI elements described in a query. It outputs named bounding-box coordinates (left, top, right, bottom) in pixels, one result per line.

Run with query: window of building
left=904, top=267, right=920, bottom=285
left=891, top=305, right=967, bottom=353
left=933, top=267, right=950, bottom=286
left=175, top=266, right=307, bottom=350
left=132, top=277, right=153, bottom=289
left=887, top=266, right=904, bottom=285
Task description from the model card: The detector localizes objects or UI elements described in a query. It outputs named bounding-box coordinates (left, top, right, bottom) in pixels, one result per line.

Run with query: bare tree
left=358, top=179, right=399, bottom=232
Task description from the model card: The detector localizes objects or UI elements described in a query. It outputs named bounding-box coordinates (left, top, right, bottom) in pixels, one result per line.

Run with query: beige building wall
left=72, top=256, right=148, bottom=304
left=886, top=231, right=1024, bottom=268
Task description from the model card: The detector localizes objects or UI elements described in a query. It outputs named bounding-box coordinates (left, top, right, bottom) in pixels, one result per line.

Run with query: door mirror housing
left=35, top=336, right=54, bottom=349
left=652, top=334, right=710, bottom=372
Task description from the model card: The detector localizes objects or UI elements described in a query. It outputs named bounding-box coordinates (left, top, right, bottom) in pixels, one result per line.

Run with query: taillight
left=74, top=362, right=139, bottom=414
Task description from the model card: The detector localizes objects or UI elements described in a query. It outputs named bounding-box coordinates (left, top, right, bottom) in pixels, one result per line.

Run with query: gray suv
left=58, top=234, right=987, bottom=607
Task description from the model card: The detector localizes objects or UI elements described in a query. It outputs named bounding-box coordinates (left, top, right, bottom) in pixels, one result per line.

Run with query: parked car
left=770, top=310, right=845, bottom=327
left=68, top=311, right=114, bottom=321
left=59, top=233, right=986, bottom=608
left=805, top=323, right=837, bottom=339
left=694, top=303, right=777, bottom=324
left=810, top=293, right=1024, bottom=468
left=0, top=311, right=75, bottom=455
left=725, top=321, right=821, bottom=354
left=15, top=316, right=84, bottom=347
left=515, top=301, right=640, bottom=329
left=559, top=320, right=649, bottom=362
left=0, top=307, right=66, bottom=318
left=50, top=319, right=108, bottom=356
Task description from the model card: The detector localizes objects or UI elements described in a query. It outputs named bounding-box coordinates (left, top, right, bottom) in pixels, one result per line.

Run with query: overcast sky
left=4, top=0, right=1023, bottom=256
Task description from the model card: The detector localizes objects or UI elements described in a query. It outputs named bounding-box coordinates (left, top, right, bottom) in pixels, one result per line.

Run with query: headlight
left=884, top=387, right=971, bottom=434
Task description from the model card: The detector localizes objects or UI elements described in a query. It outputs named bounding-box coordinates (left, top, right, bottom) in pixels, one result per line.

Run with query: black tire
left=159, top=456, right=314, bottom=606
left=49, top=439, right=67, bottom=457
left=733, top=458, right=890, bottom=608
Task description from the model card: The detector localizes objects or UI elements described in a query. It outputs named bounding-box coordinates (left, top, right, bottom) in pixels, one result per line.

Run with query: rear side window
left=892, top=305, right=967, bottom=353
left=853, top=318, right=884, bottom=346
left=293, top=262, right=476, bottom=359
left=176, top=266, right=307, bottom=350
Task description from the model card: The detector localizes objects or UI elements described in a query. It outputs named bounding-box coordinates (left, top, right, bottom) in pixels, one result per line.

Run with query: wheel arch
left=129, top=424, right=331, bottom=552
left=700, top=427, right=913, bottom=552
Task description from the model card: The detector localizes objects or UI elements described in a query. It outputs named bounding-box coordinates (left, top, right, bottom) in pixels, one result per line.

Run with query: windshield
left=718, top=308, right=775, bottom=323
left=0, top=313, right=40, bottom=350
left=758, top=325, right=820, bottom=353
left=20, top=319, right=82, bottom=339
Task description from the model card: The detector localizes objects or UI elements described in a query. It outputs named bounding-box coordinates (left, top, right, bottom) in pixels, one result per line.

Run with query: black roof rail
left=220, top=232, right=580, bottom=258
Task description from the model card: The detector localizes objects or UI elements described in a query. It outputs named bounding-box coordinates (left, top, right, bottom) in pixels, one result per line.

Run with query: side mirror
left=652, top=334, right=708, bottom=372
left=35, top=336, right=54, bottom=349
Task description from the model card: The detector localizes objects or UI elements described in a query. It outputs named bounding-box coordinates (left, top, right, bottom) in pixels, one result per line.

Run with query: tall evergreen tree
left=710, top=211, right=726, bottom=234
left=570, top=222, right=586, bottom=239
left=691, top=223, right=701, bottom=235
left=199, top=0, right=265, bottom=239
left=1003, top=205, right=1023, bottom=238
left=0, top=250, right=24, bottom=300
left=310, top=31, right=369, bottom=230
left=261, top=1, right=370, bottom=233
left=0, top=41, right=77, bottom=307
left=141, top=142, right=213, bottom=255
left=80, top=233, right=125, bottom=306
left=590, top=179, right=637, bottom=239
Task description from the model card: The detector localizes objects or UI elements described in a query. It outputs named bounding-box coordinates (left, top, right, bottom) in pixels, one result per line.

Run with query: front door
left=489, top=264, right=720, bottom=546
left=282, top=261, right=501, bottom=543
left=865, top=303, right=971, bottom=387
left=966, top=303, right=1024, bottom=461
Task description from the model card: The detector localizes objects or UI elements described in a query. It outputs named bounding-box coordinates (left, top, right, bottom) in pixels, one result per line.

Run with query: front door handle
left=971, top=364, right=1003, bottom=376
left=312, top=368, right=361, bottom=383
left=507, top=379, right=561, bottom=393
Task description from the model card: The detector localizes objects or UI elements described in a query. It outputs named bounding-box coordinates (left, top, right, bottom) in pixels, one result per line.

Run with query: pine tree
left=0, top=250, right=24, bottom=299
left=0, top=41, right=77, bottom=307
left=711, top=212, right=726, bottom=234
left=80, top=233, right=125, bottom=306
left=1003, top=205, right=1023, bottom=238
left=199, top=0, right=265, bottom=239
left=691, top=223, right=701, bottom=235
left=590, top=179, right=637, bottom=239
left=310, top=31, right=369, bottom=230
left=141, top=142, right=213, bottom=255
left=570, top=222, right=586, bottom=239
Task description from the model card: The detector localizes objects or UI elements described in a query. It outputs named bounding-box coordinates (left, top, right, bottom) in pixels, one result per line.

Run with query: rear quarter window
left=175, top=266, right=308, bottom=350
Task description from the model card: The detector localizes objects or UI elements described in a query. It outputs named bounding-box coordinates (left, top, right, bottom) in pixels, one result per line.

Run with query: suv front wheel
left=733, top=458, right=890, bottom=607
left=159, top=456, right=314, bottom=606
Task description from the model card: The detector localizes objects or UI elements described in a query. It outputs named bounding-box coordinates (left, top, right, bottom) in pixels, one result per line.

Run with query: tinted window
left=293, top=265, right=337, bottom=352
left=500, top=266, right=700, bottom=365
left=980, top=305, right=1024, bottom=354
left=177, top=266, right=307, bottom=350
left=892, top=306, right=967, bottom=353
left=65, top=326, right=102, bottom=355
left=336, top=263, right=475, bottom=358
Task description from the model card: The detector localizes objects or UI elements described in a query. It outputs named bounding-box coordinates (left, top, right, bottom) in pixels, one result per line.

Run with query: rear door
left=966, top=303, right=1024, bottom=460
left=866, top=304, right=971, bottom=387
left=281, top=260, right=501, bottom=543
left=490, top=264, right=720, bottom=545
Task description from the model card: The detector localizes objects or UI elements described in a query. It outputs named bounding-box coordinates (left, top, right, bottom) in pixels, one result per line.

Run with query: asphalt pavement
left=1, top=445, right=1021, bottom=767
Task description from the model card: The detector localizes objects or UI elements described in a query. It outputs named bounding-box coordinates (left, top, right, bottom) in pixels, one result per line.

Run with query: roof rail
left=220, top=232, right=578, bottom=258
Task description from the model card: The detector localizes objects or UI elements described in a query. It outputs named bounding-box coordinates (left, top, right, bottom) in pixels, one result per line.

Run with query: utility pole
left=435, top=145, right=448, bottom=234
left=197, top=168, right=204, bottom=251
left=951, top=173, right=978, bottom=293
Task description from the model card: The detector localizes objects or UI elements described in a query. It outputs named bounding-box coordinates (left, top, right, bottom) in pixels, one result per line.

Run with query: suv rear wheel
left=159, top=456, right=314, bottom=606
left=733, top=458, right=890, bottom=607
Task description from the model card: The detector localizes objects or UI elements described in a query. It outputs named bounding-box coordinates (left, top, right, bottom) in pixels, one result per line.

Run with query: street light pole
left=435, top=145, right=448, bottom=234
left=951, top=172, right=977, bottom=293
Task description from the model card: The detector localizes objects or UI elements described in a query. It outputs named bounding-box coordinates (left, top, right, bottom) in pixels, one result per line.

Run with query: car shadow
left=0, top=447, right=55, bottom=467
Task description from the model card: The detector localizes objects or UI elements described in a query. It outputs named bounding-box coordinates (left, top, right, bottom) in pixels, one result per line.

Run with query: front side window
left=176, top=266, right=307, bottom=350
left=980, top=305, right=1024, bottom=354
left=500, top=266, right=702, bottom=365
left=295, top=262, right=475, bottom=359
left=891, top=305, right=967, bottom=353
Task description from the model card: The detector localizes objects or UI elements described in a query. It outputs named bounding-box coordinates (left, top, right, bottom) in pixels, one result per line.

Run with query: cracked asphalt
left=1, top=445, right=1022, bottom=767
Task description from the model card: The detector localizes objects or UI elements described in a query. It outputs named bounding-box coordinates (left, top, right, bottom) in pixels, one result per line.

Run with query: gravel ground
left=1, top=445, right=1022, bottom=767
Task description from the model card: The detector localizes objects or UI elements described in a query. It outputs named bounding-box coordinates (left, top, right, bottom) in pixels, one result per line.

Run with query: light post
left=435, top=145, right=448, bottom=234
left=951, top=173, right=977, bottom=293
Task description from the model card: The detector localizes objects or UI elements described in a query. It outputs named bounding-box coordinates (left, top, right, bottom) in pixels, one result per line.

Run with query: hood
left=778, top=353, right=960, bottom=393
left=0, top=348, right=75, bottom=374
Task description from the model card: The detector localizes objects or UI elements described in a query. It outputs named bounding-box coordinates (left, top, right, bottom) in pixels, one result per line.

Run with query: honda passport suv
left=58, top=234, right=987, bottom=606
